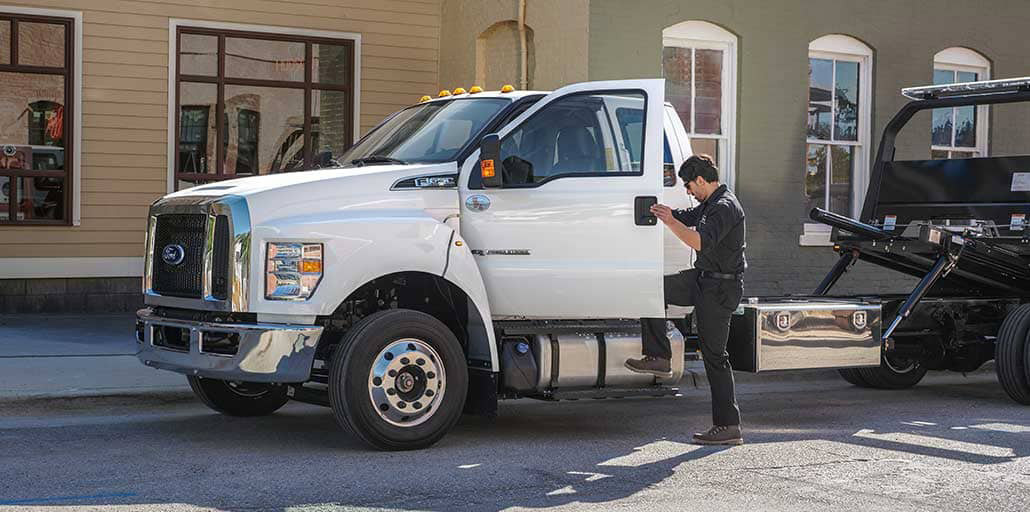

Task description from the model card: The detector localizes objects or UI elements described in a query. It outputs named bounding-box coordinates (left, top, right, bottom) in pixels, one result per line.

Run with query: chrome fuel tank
left=531, top=326, right=684, bottom=390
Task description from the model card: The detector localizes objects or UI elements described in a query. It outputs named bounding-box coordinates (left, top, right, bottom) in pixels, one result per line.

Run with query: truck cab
left=136, top=80, right=699, bottom=450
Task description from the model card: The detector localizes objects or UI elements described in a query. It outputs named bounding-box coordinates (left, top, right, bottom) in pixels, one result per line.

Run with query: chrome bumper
left=135, top=308, right=323, bottom=383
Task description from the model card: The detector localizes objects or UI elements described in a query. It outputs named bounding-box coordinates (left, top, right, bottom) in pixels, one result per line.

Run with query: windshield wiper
left=350, top=155, right=407, bottom=166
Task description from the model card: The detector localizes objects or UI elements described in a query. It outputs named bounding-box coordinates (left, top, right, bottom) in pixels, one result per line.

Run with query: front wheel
left=187, top=376, right=290, bottom=416
left=329, top=309, right=468, bottom=451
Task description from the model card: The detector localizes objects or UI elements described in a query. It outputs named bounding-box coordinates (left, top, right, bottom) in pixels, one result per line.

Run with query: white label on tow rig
left=1011, top=213, right=1026, bottom=231
left=883, top=215, right=897, bottom=230
left=1011, top=172, right=1030, bottom=192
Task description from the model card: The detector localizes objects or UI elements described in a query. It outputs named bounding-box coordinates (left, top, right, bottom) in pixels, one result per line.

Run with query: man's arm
left=652, top=204, right=702, bottom=251
left=672, top=206, right=701, bottom=227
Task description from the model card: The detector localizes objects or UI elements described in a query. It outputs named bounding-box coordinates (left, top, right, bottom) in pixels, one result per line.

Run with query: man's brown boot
left=693, top=425, right=743, bottom=445
left=624, top=356, right=673, bottom=378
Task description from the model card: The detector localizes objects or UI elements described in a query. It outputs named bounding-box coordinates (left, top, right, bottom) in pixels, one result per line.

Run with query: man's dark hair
left=678, top=154, right=720, bottom=184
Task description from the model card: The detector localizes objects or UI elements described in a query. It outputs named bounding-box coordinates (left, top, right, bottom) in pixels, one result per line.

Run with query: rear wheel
left=995, top=304, right=1030, bottom=405
left=856, top=355, right=928, bottom=389
left=329, top=309, right=468, bottom=451
left=838, top=368, right=870, bottom=387
left=187, top=376, right=290, bottom=416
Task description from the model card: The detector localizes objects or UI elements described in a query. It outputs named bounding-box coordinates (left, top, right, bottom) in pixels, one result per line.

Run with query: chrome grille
left=152, top=214, right=206, bottom=297
left=143, top=195, right=251, bottom=312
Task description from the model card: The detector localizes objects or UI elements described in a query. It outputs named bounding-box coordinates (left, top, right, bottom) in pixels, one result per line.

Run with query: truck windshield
left=339, top=98, right=510, bottom=166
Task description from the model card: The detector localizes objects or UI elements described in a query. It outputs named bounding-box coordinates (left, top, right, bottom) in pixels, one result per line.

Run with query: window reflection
left=223, top=86, right=304, bottom=175
left=663, top=47, right=692, bottom=133
left=0, top=21, right=9, bottom=65
left=18, top=22, right=63, bottom=67
left=225, top=37, right=305, bottom=82
left=178, top=83, right=216, bottom=174
left=807, top=58, right=833, bottom=140
left=180, top=33, right=217, bottom=76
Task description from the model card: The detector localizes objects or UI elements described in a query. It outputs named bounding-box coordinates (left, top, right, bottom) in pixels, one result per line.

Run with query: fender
left=250, top=209, right=499, bottom=371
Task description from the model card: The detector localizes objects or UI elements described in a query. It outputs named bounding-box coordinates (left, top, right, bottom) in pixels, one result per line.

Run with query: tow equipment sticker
left=1011, top=213, right=1026, bottom=231
left=1011, top=172, right=1030, bottom=192
left=883, top=215, right=897, bottom=230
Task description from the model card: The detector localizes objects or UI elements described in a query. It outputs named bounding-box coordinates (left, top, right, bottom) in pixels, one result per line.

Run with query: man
left=625, top=154, right=747, bottom=446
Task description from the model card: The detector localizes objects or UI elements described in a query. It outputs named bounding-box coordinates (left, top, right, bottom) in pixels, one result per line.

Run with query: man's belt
left=699, top=270, right=743, bottom=281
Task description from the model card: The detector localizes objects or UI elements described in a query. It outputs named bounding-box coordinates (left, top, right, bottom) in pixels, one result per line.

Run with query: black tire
left=838, top=368, right=870, bottom=387
left=857, top=357, right=928, bottom=389
left=995, top=304, right=1030, bottom=405
left=187, top=376, right=290, bottom=416
left=329, top=309, right=468, bottom=451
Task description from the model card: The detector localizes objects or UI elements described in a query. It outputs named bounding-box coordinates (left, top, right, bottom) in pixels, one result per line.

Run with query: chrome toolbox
left=727, top=298, right=882, bottom=372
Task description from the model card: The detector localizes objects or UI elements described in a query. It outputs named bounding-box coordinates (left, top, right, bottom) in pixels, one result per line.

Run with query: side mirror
left=479, top=133, right=502, bottom=188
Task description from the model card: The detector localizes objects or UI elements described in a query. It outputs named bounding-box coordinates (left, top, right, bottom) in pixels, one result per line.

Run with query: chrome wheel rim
left=368, top=338, right=445, bottom=428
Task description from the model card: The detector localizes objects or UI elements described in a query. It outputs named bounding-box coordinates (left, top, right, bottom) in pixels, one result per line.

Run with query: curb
left=0, top=388, right=194, bottom=408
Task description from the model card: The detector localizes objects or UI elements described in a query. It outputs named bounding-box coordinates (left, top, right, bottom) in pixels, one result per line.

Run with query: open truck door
left=460, top=80, right=667, bottom=319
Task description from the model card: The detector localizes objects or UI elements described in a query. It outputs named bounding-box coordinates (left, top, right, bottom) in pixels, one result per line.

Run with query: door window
left=499, top=92, right=646, bottom=186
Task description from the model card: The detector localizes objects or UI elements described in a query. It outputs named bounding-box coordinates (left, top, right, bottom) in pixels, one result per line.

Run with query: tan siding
left=0, top=0, right=442, bottom=260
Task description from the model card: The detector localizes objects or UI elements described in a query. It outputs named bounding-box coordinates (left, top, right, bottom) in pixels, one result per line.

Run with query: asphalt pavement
left=0, top=314, right=1026, bottom=511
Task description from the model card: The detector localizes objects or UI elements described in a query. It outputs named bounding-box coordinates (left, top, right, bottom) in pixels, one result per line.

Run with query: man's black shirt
left=672, top=184, right=746, bottom=275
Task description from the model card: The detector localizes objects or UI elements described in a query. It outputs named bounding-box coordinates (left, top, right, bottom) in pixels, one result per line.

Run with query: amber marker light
left=301, top=260, right=323, bottom=273
left=481, top=159, right=496, bottom=178
left=438, top=90, right=452, bottom=97
left=469, top=86, right=483, bottom=94
left=419, top=95, right=431, bottom=103
left=452, top=87, right=467, bottom=94
left=500, top=84, right=515, bottom=93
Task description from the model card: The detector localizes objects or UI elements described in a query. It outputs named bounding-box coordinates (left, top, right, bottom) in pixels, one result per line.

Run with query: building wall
left=0, top=0, right=440, bottom=259
left=587, top=0, right=1030, bottom=296
left=439, top=0, right=589, bottom=91
left=0, top=0, right=441, bottom=311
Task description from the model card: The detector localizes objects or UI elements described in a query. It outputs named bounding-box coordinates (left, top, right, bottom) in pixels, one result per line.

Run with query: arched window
left=662, top=20, right=737, bottom=189
left=932, top=47, right=990, bottom=158
left=802, top=35, right=872, bottom=245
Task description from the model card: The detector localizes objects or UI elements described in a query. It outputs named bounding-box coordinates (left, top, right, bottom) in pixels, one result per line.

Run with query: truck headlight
left=266, top=242, right=323, bottom=300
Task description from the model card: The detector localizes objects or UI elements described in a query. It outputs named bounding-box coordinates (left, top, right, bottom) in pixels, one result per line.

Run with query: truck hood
left=163, top=162, right=460, bottom=224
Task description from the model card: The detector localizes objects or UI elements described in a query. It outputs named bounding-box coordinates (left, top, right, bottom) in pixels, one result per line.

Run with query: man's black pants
left=643, top=269, right=742, bottom=426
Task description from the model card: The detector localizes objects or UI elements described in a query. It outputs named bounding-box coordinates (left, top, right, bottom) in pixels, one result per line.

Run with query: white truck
left=136, top=80, right=882, bottom=450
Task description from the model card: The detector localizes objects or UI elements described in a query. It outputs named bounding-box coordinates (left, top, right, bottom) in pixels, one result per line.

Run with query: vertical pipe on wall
left=518, top=0, right=528, bottom=90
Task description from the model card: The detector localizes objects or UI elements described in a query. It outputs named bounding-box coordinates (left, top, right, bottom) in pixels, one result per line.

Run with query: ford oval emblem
left=465, top=194, right=491, bottom=212
left=161, top=244, right=186, bottom=266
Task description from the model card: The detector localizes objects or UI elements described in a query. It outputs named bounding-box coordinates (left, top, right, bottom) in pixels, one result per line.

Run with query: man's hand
left=650, top=203, right=677, bottom=225
left=651, top=203, right=702, bottom=251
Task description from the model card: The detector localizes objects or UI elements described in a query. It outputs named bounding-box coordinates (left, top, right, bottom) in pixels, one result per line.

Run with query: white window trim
left=802, top=36, right=873, bottom=246
left=932, top=49, right=990, bottom=159
left=662, top=21, right=738, bottom=191
left=166, top=19, right=362, bottom=193
left=0, top=5, right=83, bottom=226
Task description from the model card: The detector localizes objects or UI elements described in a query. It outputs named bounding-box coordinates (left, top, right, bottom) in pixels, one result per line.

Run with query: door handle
left=634, top=196, right=657, bottom=226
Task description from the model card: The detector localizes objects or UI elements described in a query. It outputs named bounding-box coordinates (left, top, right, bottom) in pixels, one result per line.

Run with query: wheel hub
left=368, top=338, right=446, bottom=427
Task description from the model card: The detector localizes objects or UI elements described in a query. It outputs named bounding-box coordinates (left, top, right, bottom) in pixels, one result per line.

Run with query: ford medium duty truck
left=136, top=78, right=1030, bottom=451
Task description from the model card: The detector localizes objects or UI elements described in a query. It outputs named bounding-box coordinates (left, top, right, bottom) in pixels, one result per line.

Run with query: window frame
left=801, top=37, right=873, bottom=246
left=931, top=53, right=990, bottom=159
left=168, top=20, right=361, bottom=191
left=495, top=89, right=649, bottom=189
left=0, top=9, right=79, bottom=226
left=662, top=21, right=738, bottom=191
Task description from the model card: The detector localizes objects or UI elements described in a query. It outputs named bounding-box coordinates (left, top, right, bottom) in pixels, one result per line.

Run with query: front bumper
left=135, top=308, right=323, bottom=383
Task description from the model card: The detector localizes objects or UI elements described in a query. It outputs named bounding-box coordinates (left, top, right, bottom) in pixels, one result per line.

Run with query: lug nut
left=400, top=357, right=410, bottom=365
left=373, top=377, right=382, bottom=386
left=387, top=388, right=396, bottom=396
left=388, top=369, right=397, bottom=377
left=413, top=402, right=422, bottom=409
left=425, top=389, right=434, bottom=397
left=416, top=358, right=425, bottom=366
left=427, top=371, right=436, bottom=379
left=379, top=403, right=389, bottom=412
left=397, top=402, right=407, bottom=409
